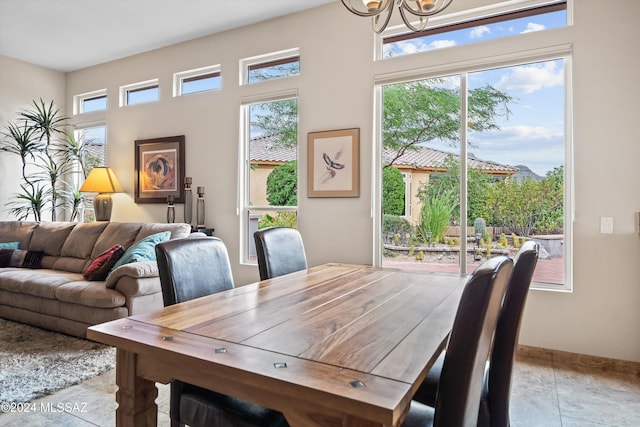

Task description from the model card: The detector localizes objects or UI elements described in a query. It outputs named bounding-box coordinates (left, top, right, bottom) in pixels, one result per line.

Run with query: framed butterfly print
left=308, top=128, right=359, bottom=198
left=134, top=135, right=185, bottom=203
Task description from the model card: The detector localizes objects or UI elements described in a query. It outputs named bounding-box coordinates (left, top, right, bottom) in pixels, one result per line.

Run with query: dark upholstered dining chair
left=401, top=255, right=513, bottom=427
left=253, top=226, right=307, bottom=280
left=412, top=241, right=540, bottom=427
left=155, top=236, right=289, bottom=427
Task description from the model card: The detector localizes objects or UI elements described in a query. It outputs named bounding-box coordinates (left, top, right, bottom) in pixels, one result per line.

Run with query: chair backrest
left=487, top=240, right=539, bottom=427
left=434, top=256, right=513, bottom=427
left=253, top=226, right=308, bottom=281
left=155, top=236, right=234, bottom=306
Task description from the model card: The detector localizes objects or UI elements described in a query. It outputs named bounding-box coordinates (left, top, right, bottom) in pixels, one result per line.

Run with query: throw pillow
left=0, top=242, right=20, bottom=249
left=110, top=231, right=171, bottom=272
left=83, top=244, right=125, bottom=281
left=0, top=249, right=44, bottom=268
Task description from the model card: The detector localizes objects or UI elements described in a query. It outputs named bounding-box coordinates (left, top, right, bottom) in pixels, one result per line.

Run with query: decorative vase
left=184, top=177, right=193, bottom=227
left=167, top=195, right=175, bottom=223
left=196, top=187, right=205, bottom=228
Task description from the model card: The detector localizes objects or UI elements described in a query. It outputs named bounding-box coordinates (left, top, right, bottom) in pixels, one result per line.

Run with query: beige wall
left=0, top=55, right=65, bottom=221
left=2, top=0, right=639, bottom=362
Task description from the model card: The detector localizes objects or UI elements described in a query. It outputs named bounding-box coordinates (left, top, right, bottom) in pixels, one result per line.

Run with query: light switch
left=600, top=216, right=613, bottom=234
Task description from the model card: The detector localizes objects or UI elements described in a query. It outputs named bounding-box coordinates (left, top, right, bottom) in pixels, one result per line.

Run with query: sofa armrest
left=105, top=261, right=159, bottom=290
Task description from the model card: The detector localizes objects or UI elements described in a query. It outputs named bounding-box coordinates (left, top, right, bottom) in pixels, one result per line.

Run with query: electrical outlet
left=600, top=216, right=613, bottom=234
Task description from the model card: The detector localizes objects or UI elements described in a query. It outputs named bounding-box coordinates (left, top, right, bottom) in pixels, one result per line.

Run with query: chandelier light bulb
left=363, top=0, right=381, bottom=12
left=421, top=0, right=435, bottom=11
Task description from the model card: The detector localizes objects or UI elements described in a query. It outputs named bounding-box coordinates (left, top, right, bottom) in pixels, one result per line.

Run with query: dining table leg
left=115, top=348, right=158, bottom=427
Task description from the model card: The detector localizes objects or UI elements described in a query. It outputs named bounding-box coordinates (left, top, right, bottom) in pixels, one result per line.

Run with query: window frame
left=238, top=89, right=299, bottom=265
left=373, top=46, right=573, bottom=292
left=377, top=0, right=568, bottom=61
left=239, top=48, right=300, bottom=86
left=173, top=65, right=222, bottom=97
left=119, top=79, right=159, bottom=106
left=73, top=89, right=107, bottom=115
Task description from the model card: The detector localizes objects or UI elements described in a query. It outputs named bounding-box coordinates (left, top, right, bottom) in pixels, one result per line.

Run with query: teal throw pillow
left=0, top=242, right=20, bottom=249
left=110, top=231, right=171, bottom=272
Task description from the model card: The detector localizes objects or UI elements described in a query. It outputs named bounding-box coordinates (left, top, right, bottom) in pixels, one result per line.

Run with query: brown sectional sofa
left=0, top=221, right=191, bottom=337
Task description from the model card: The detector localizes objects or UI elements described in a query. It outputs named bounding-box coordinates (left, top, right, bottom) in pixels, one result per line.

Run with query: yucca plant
left=7, top=184, right=46, bottom=221
left=17, top=99, right=68, bottom=221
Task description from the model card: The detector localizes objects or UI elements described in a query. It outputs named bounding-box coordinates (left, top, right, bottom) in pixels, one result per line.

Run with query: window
left=240, top=48, right=300, bottom=85
left=73, top=89, right=107, bottom=114
left=378, top=54, right=571, bottom=290
left=240, top=92, right=298, bottom=263
left=119, top=79, right=159, bottom=106
left=174, top=65, right=222, bottom=96
left=380, top=1, right=567, bottom=60
left=75, top=124, right=107, bottom=222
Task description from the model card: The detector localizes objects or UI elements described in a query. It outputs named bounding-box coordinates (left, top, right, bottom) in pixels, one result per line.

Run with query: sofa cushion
left=84, top=245, right=125, bottom=281
left=0, top=249, right=44, bottom=268
left=0, top=221, right=38, bottom=249
left=60, top=222, right=109, bottom=259
left=91, top=223, right=142, bottom=259
left=0, top=269, right=82, bottom=299
left=110, top=231, right=170, bottom=272
left=137, top=223, right=191, bottom=241
left=29, top=222, right=77, bottom=256
left=0, top=242, right=20, bottom=249
left=55, top=281, right=127, bottom=308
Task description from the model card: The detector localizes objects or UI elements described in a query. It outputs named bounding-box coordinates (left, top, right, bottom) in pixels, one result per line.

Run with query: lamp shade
left=80, top=167, right=122, bottom=193
left=80, top=167, right=122, bottom=221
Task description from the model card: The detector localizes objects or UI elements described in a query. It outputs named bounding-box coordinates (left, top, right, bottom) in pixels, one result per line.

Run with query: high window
left=119, top=79, right=159, bottom=106
left=240, top=48, right=300, bottom=85
left=174, top=65, right=222, bottom=96
left=73, top=89, right=107, bottom=114
left=379, top=1, right=567, bottom=60
left=240, top=92, right=298, bottom=263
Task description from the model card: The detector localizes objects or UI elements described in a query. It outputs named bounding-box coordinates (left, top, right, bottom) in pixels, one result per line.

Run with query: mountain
left=511, top=165, right=543, bottom=182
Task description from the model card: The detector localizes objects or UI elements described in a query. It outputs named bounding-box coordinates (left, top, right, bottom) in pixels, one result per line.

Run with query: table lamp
left=80, top=167, right=122, bottom=221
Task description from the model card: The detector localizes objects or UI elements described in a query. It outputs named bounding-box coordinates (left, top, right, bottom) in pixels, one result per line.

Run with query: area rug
left=0, top=318, right=115, bottom=407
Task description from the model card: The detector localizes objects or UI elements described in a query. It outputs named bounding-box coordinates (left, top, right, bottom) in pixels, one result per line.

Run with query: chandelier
left=341, top=0, right=454, bottom=33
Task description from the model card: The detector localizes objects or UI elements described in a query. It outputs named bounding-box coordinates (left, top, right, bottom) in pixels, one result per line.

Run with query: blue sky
left=384, top=9, right=566, bottom=176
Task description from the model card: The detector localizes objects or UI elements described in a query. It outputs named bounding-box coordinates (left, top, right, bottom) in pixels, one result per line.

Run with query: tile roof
left=250, top=134, right=296, bottom=163
left=251, top=134, right=516, bottom=174
left=384, top=146, right=517, bottom=173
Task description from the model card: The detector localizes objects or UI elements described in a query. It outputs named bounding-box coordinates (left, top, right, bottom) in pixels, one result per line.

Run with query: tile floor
left=1, top=355, right=639, bottom=427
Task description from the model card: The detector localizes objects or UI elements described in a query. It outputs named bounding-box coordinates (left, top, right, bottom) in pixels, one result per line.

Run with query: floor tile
left=553, top=361, right=640, bottom=427
left=510, top=356, right=562, bottom=427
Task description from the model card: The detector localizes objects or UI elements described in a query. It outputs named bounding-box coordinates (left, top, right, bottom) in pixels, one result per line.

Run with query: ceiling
left=0, top=0, right=335, bottom=73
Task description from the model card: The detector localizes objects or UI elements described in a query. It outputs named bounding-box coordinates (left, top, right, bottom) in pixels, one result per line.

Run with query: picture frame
left=308, top=128, right=360, bottom=198
left=134, top=135, right=185, bottom=203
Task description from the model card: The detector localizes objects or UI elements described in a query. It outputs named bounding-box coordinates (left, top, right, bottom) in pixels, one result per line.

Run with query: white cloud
left=470, top=26, right=491, bottom=39
left=428, top=39, right=457, bottom=49
left=495, top=61, right=563, bottom=94
left=521, top=22, right=546, bottom=33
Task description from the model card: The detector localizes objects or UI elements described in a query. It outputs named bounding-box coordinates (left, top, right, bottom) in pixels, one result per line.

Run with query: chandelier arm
left=340, top=0, right=395, bottom=17
left=373, top=4, right=395, bottom=33
left=400, top=0, right=454, bottom=17
left=399, top=5, right=429, bottom=32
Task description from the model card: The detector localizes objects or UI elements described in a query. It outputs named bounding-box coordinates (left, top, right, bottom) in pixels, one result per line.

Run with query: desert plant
left=416, top=191, right=455, bottom=244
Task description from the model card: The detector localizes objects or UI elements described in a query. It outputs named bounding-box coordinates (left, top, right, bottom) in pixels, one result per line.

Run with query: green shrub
left=382, top=214, right=413, bottom=242
left=416, top=191, right=455, bottom=244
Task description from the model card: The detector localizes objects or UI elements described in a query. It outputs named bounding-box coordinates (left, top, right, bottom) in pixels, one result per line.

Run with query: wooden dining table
left=87, top=263, right=467, bottom=427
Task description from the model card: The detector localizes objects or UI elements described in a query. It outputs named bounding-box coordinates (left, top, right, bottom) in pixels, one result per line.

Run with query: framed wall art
left=134, top=135, right=185, bottom=203
left=308, top=128, right=360, bottom=198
